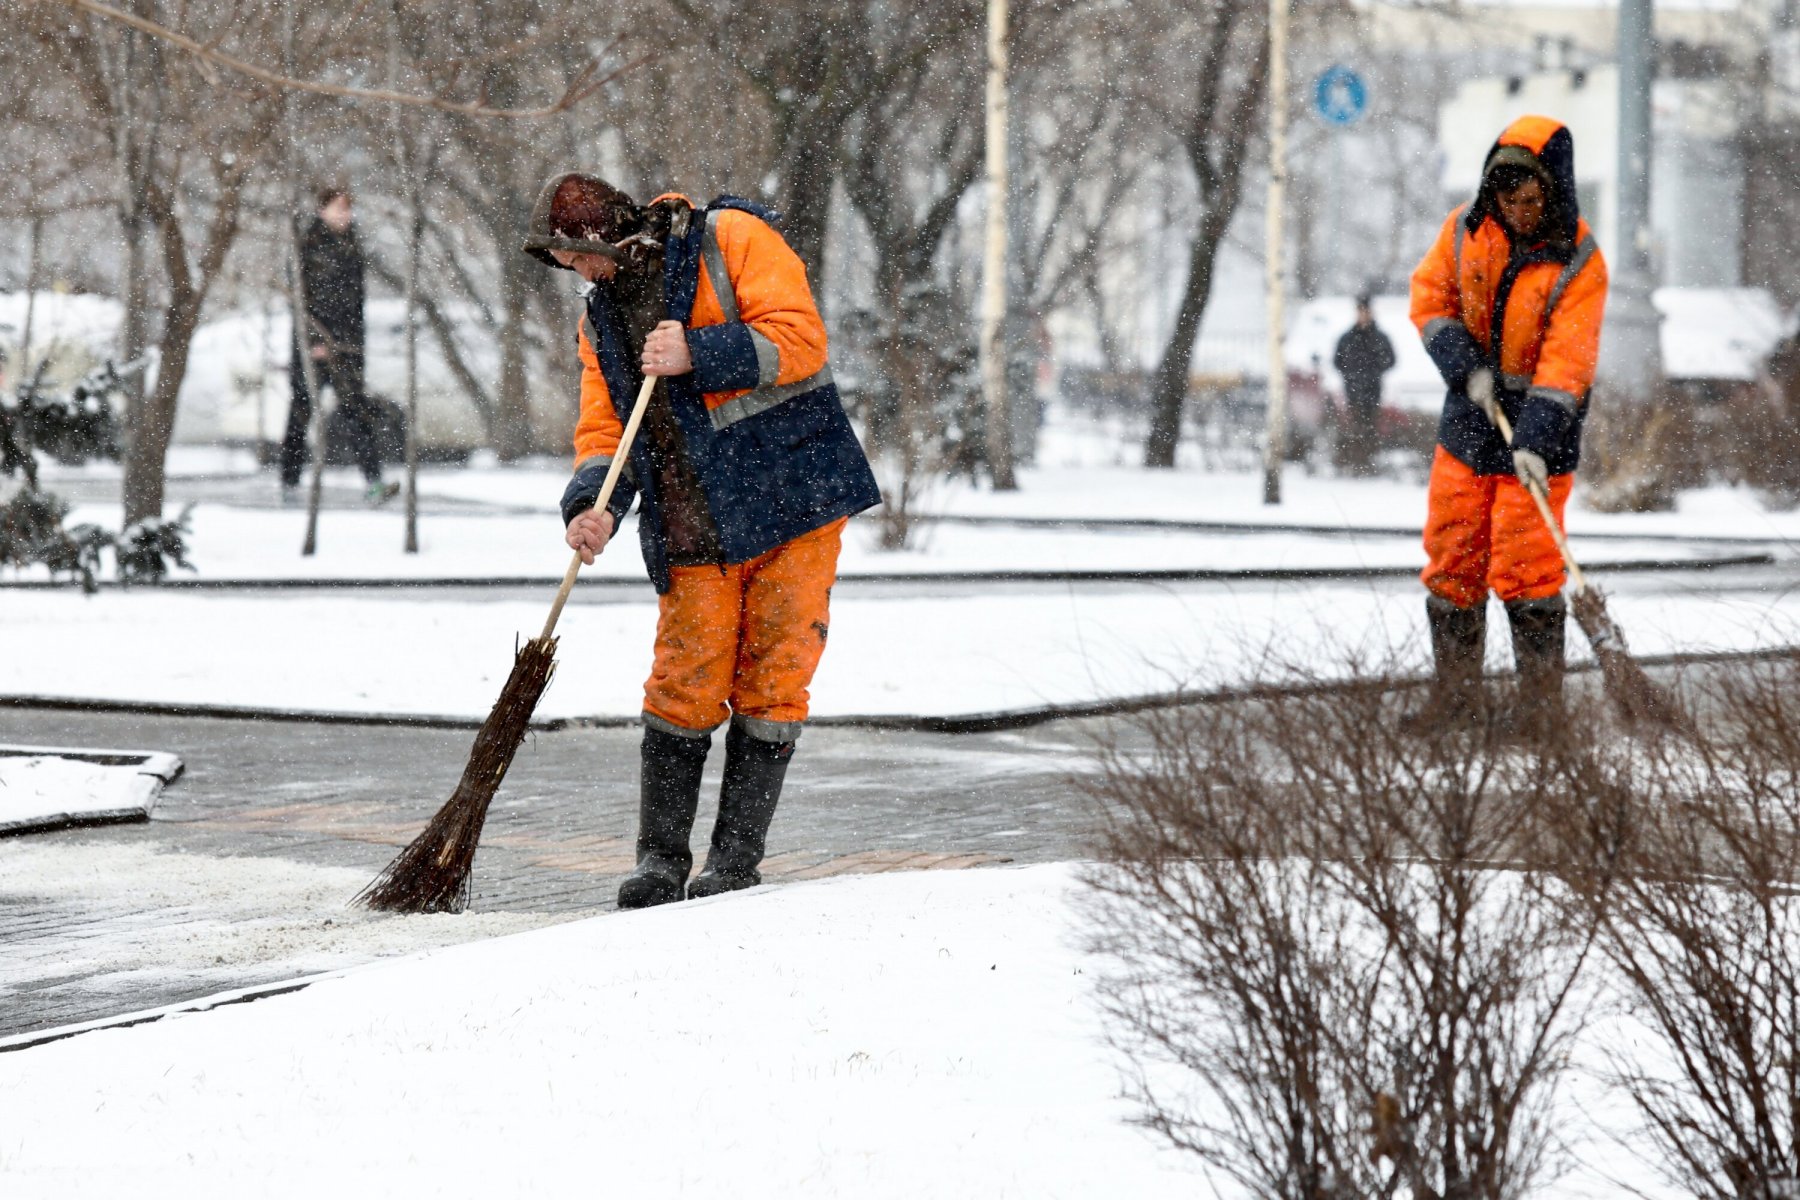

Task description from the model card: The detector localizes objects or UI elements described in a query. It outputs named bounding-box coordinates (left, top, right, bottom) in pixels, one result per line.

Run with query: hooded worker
left=1407, top=115, right=1609, bottom=734
left=523, top=174, right=880, bottom=909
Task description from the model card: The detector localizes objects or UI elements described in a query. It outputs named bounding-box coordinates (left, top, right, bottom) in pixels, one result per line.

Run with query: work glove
left=1466, top=367, right=1499, bottom=426
left=1512, top=448, right=1549, bottom=494
left=1511, top=389, right=1579, bottom=478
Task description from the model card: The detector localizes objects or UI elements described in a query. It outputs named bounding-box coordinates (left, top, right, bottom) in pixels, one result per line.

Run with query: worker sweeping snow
left=522, top=173, right=880, bottom=910
left=1406, top=115, right=1610, bottom=738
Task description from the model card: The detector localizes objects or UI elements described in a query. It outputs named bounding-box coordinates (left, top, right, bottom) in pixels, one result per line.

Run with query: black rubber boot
left=616, top=725, right=710, bottom=911
left=687, top=722, right=793, bottom=900
left=1401, top=594, right=1487, bottom=737
left=1502, top=594, right=1568, bottom=741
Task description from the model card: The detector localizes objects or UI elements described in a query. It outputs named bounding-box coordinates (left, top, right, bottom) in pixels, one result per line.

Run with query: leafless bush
left=1580, top=387, right=1688, bottom=514
left=1551, top=657, right=1800, bottom=1200
left=1721, top=341, right=1800, bottom=507
left=1083, top=660, right=1607, bottom=1200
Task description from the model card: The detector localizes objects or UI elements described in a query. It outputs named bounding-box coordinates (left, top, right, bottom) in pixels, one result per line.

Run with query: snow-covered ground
left=36, top=498, right=1746, bottom=582
left=0, top=860, right=1689, bottom=1200
left=10, top=438, right=1800, bottom=722
left=0, top=865, right=1207, bottom=1199
left=0, top=748, right=181, bottom=834
left=3, top=576, right=1796, bottom=721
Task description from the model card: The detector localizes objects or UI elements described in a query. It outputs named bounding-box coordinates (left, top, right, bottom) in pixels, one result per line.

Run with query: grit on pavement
left=0, top=704, right=1107, bottom=1042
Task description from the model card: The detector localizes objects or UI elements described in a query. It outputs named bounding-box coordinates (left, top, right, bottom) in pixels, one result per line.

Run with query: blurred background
left=6, top=0, right=1799, bottom=534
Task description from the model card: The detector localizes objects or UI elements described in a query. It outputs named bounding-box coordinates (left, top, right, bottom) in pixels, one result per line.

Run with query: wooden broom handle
left=540, top=373, right=660, bottom=640
left=1491, top=406, right=1590, bottom=594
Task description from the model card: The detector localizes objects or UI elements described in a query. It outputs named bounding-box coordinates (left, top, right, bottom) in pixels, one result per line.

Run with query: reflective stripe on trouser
left=1421, top=446, right=1573, bottom=607
left=642, top=517, right=845, bottom=741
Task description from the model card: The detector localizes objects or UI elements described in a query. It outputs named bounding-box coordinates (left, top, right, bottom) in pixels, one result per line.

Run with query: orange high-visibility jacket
left=1410, top=115, right=1609, bottom=476
left=573, top=196, right=832, bottom=466
left=560, top=194, right=878, bottom=594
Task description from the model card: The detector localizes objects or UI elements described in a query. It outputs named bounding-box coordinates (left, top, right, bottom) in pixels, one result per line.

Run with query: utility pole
left=981, top=0, right=1017, bottom=491
left=1605, top=0, right=1662, bottom=398
left=1262, top=0, right=1291, bottom=505
left=285, top=0, right=329, bottom=556
left=389, top=0, right=422, bottom=554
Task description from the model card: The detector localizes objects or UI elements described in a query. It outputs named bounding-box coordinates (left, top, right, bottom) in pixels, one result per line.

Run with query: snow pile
left=0, top=864, right=1202, bottom=1198
left=0, top=749, right=180, bottom=835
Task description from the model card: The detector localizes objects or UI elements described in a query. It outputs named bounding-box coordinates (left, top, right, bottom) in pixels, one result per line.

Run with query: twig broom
left=1493, top=407, right=1692, bottom=736
left=355, top=374, right=659, bottom=912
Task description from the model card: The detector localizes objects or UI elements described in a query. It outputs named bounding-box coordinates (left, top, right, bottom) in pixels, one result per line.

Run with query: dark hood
left=1464, top=115, right=1581, bottom=257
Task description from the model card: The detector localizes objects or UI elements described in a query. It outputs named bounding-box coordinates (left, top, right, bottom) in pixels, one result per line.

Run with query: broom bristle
left=1569, top=587, right=1694, bottom=738
left=355, top=636, right=560, bottom=913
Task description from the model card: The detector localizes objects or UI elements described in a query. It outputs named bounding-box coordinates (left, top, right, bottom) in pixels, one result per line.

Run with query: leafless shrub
left=1580, top=387, right=1687, bottom=514
left=1550, top=657, right=1800, bottom=1200
left=1083, top=658, right=1607, bottom=1200
left=1722, top=343, right=1800, bottom=507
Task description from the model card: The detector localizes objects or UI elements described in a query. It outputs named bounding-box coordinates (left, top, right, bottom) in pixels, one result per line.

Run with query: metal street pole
left=981, top=0, right=1017, bottom=491
left=1262, top=0, right=1291, bottom=505
left=1605, top=0, right=1662, bottom=398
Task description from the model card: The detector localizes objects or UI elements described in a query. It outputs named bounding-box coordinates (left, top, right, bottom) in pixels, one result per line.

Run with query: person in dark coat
left=281, top=188, right=396, bottom=505
left=1333, top=295, right=1396, bottom=475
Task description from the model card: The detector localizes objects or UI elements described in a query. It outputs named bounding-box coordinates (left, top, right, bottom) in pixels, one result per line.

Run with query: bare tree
left=1139, top=0, right=1271, bottom=468
left=656, top=0, right=984, bottom=279
left=22, top=1, right=302, bottom=525
left=838, top=29, right=985, bottom=545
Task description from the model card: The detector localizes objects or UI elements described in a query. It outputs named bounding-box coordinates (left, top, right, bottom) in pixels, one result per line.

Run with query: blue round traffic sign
left=1314, top=65, right=1368, bottom=126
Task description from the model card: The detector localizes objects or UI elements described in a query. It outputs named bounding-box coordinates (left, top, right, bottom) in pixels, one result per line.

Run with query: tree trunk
left=493, top=231, right=534, bottom=460
left=19, top=215, right=44, bottom=372
left=122, top=297, right=203, bottom=525
left=776, top=112, right=840, bottom=283
left=1144, top=201, right=1234, bottom=469
left=119, top=206, right=152, bottom=427
left=122, top=163, right=252, bottom=525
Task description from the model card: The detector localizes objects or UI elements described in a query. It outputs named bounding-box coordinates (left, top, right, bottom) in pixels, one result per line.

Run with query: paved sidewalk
left=0, top=705, right=1106, bottom=1040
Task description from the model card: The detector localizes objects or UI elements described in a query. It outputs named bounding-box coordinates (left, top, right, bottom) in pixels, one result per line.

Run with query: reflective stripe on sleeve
left=749, top=328, right=782, bottom=387
left=1422, top=316, right=1464, bottom=345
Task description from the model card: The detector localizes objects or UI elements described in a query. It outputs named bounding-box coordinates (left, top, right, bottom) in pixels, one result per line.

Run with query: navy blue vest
left=583, top=197, right=880, bottom=593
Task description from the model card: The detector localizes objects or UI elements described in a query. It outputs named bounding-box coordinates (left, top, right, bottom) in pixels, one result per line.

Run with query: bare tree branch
left=40, top=0, right=647, bottom=119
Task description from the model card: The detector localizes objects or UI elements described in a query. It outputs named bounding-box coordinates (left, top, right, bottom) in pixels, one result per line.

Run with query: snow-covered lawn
left=6, top=580, right=1795, bottom=721
left=0, top=857, right=1698, bottom=1200
left=68, top=500, right=1459, bottom=581
left=0, top=747, right=182, bottom=835
left=10, top=448, right=1798, bottom=721
left=47, top=499, right=1745, bottom=582
left=0, top=864, right=1206, bottom=1199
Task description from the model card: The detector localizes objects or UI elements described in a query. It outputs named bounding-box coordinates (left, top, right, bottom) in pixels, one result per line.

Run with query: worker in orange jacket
left=1408, top=115, right=1608, bottom=733
left=523, top=173, right=880, bottom=908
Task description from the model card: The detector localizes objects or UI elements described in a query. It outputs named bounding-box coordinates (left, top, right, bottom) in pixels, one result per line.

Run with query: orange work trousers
left=642, top=517, right=845, bottom=742
left=1421, top=446, right=1573, bottom=607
